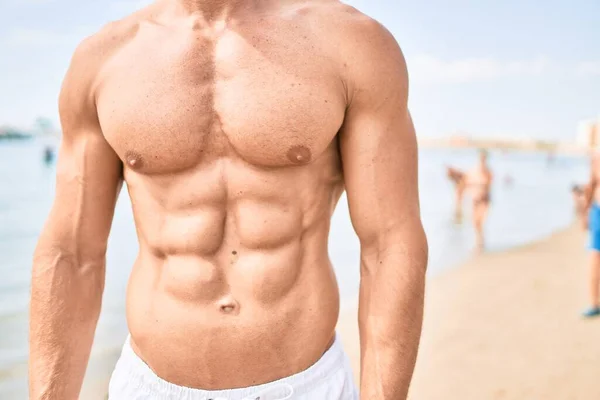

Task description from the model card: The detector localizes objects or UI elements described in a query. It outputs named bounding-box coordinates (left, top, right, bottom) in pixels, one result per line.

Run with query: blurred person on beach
left=582, top=152, right=600, bottom=318
left=446, top=166, right=466, bottom=222
left=28, top=1, right=428, bottom=399
left=465, top=149, right=493, bottom=250
left=571, top=184, right=588, bottom=230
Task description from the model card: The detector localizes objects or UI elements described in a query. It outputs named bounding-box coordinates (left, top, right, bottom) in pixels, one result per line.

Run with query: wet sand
left=338, top=225, right=600, bottom=399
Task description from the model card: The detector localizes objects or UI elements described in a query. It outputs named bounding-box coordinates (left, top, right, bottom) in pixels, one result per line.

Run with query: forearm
left=358, top=234, right=427, bottom=399
left=29, top=243, right=105, bottom=400
left=585, top=181, right=596, bottom=210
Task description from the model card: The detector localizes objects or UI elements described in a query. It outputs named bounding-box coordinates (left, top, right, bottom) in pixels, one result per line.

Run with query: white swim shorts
left=108, top=334, right=358, bottom=400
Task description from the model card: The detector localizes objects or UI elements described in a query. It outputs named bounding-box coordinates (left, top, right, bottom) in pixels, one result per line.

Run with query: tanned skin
left=29, top=1, right=428, bottom=399
left=465, top=150, right=492, bottom=250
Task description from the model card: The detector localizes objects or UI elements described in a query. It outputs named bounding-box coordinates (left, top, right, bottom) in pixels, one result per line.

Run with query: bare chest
left=96, top=23, right=346, bottom=173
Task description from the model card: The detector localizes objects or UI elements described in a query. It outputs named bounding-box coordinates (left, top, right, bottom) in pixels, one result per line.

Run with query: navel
left=218, top=296, right=240, bottom=315
left=125, top=151, right=143, bottom=169
left=286, top=145, right=312, bottom=165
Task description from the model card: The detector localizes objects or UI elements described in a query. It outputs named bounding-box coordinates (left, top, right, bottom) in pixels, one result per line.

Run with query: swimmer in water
left=465, top=149, right=493, bottom=250
left=43, top=146, right=55, bottom=165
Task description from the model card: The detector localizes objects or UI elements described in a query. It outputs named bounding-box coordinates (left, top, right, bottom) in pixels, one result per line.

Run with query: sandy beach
left=338, top=225, right=600, bottom=399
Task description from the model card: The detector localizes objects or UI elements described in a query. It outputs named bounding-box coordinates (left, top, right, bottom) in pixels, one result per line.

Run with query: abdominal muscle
left=123, top=166, right=342, bottom=390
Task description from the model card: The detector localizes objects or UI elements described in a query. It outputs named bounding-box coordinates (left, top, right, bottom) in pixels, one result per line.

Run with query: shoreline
left=417, top=137, right=590, bottom=156
left=338, top=224, right=600, bottom=399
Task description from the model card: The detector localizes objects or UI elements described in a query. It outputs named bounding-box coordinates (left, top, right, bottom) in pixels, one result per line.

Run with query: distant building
left=577, top=117, right=600, bottom=148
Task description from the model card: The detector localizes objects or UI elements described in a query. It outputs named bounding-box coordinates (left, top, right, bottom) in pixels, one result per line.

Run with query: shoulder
left=332, top=4, right=399, bottom=51
left=285, top=1, right=400, bottom=59
left=290, top=1, right=387, bottom=32
left=66, top=12, right=143, bottom=86
left=294, top=1, right=407, bottom=104
left=59, top=9, right=148, bottom=125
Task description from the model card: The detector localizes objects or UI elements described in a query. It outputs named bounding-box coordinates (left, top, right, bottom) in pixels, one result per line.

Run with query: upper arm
left=338, top=18, right=425, bottom=256
left=43, top=39, right=123, bottom=260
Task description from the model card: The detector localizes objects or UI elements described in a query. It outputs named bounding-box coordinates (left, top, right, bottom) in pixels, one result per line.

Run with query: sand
left=337, top=225, right=600, bottom=400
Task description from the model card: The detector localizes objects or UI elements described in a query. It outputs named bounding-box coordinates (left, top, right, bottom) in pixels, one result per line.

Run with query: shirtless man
left=583, top=152, right=600, bottom=318
left=29, top=1, right=428, bottom=399
left=465, top=150, right=492, bottom=250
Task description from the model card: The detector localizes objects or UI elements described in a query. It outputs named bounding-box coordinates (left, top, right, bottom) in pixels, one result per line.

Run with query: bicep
left=47, top=127, right=122, bottom=259
left=340, top=108, right=420, bottom=249
left=339, top=28, right=422, bottom=250
left=42, top=57, right=123, bottom=259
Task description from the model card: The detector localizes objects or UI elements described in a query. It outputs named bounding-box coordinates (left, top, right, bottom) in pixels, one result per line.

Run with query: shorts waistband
left=113, top=333, right=347, bottom=399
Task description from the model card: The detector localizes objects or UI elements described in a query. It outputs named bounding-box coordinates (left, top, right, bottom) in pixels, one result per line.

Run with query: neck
left=170, top=0, right=251, bottom=19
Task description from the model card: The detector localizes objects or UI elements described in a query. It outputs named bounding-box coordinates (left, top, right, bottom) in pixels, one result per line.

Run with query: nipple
left=286, top=145, right=312, bottom=165
left=125, top=151, right=143, bottom=169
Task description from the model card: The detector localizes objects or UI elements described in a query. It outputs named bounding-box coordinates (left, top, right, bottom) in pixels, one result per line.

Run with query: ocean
left=0, top=139, right=588, bottom=398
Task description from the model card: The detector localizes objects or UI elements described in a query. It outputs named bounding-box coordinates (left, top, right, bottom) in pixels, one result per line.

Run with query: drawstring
left=243, top=383, right=294, bottom=400
left=242, top=383, right=294, bottom=400
left=203, top=383, right=294, bottom=400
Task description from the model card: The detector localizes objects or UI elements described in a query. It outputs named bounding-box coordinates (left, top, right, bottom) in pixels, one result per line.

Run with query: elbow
left=33, top=240, right=107, bottom=276
left=32, top=245, right=106, bottom=308
left=359, top=221, right=428, bottom=278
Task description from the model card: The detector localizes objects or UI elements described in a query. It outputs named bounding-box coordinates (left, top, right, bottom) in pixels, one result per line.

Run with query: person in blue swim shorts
left=583, top=153, right=600, bottom=317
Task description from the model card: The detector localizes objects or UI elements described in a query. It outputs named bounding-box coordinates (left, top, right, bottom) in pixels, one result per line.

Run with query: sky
left=0, top=0, right=599, bottom=140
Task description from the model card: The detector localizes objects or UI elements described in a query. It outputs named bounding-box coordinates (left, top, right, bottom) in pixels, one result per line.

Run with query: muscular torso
left=97, top=2, right=349, bottom=388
